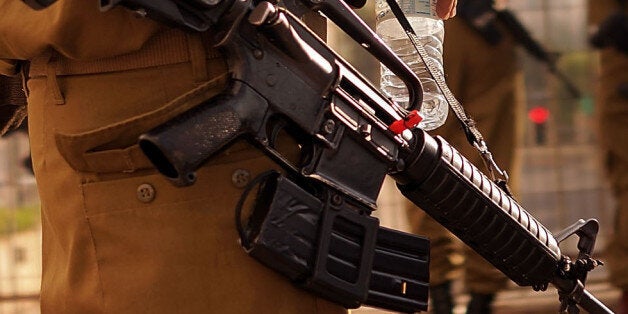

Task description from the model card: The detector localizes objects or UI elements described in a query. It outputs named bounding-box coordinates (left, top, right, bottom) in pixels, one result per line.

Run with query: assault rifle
left=95, top=0, right=611, bottom=312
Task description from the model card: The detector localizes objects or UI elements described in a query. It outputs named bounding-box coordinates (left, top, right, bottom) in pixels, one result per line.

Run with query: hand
left=436, top=0, right=457, bottom=19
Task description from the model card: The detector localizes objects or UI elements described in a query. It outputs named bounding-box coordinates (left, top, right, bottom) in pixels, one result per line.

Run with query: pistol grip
left=139, top=83, right=267, bottom=186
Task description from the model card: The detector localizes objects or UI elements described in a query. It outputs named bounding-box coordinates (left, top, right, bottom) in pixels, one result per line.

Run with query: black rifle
left=97, top=0, right=611, bottom=313
left=458, top=0, right=582, bottom=99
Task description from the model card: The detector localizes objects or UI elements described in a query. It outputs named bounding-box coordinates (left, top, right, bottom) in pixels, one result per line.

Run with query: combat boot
left=618, top=290, right=628, bottom=314
left=430, top=281, right=453, bottom=314
left=466, top=292, right=494, bottom=314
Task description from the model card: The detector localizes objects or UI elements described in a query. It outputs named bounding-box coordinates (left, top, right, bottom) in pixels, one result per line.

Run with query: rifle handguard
left=395, top=130, right=561, bottom=289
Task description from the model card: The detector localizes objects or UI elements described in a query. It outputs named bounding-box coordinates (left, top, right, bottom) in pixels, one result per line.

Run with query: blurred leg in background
left=405, top=3, right=524, bottom=313
left=0, top=73, right=32, bottom=173
left=589, top=1, right=628, bottom=312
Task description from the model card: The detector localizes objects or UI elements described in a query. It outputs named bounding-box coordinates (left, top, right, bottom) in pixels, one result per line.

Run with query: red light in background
left=528, top=106, right=550, bottom=124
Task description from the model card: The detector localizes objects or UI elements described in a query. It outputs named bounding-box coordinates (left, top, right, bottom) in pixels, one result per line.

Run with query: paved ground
left=353, top=262, right=621, bottom=314
left=354, top=280, right=621, bottom=314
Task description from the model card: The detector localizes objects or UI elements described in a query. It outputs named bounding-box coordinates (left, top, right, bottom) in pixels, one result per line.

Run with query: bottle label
left=398, top=0, right=438, bottom=19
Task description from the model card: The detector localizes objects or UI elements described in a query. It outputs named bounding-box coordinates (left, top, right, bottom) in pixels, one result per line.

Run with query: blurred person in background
left=0, top=75, right=32, bottom=172
left=589, top=0, right=628, bottom=313
left=405, top=0, right=523, bottom=313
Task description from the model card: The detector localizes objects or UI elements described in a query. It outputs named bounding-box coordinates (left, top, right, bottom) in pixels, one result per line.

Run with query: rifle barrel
left=580, top=289, right=614, bottom=314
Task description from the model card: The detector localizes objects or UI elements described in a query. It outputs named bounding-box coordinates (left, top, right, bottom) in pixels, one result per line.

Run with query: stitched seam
left=81, top=183, right=107, bottom=313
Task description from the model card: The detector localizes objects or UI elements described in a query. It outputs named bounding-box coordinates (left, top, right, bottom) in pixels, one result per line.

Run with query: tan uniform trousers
left=597, top=47, right=628, bottom=290
left=589, top=0, right=628, bottom=291
left=405, top=17, right=520, bottom=294
left=27, top=29, right=345, bottom=313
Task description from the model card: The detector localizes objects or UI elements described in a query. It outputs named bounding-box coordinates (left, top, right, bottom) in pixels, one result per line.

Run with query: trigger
left=266, top=118, right=288, bottom=148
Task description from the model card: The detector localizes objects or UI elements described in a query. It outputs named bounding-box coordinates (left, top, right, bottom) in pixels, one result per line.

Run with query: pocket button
left=232, top=169, right=251, bottom=188
left=137, top=183, right=156, bottom=203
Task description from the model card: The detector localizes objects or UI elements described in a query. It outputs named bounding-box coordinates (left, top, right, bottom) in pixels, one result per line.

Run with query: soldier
left=589, top=0, right=628, bottom=313
left=405, top=0, right=522, bottom=313
left=0, top=0, right=457, bottom=313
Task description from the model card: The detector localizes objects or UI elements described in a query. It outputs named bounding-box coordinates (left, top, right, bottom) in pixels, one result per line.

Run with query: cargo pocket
left=55, top=73, right=228, bottom=174
left=80, top=150, right=295, bottom=313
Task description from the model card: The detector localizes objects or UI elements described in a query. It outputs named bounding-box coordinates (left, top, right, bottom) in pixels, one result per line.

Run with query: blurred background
left=0, top=0, right=622, bottom=313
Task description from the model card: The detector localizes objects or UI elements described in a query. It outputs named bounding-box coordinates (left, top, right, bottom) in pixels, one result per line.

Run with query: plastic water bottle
left=375, top=0, right=448, bottom=131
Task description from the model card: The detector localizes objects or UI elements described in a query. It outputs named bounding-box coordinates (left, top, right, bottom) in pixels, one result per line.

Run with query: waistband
left=29, top=28, right=222, bottom=77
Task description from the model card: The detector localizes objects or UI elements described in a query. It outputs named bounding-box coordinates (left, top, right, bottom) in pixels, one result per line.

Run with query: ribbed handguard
left=395, top=130, right=561, bottom=288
